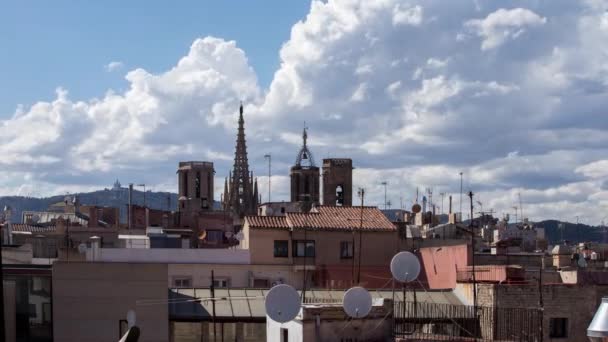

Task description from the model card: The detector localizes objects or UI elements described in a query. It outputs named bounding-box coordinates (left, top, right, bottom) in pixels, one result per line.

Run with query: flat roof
left=168, top=287, right=463, bottom=321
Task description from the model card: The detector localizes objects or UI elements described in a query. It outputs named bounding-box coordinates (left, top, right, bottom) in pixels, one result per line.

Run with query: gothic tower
left=223, top=103, right=259, bottom=219
left=322, top=158, right=353, bottom=206
left=290, top=127, right=320, bottom=203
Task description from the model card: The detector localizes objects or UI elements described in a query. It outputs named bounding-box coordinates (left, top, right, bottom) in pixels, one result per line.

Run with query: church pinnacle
left=223, top=103, right=259, bottom=219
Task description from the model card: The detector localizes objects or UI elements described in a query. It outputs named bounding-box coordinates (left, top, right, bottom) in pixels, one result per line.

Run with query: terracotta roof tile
left=245, top=216, right=289, bottom=229
left=10, top=224, right=56, bottom=233
left=287, top=206, right=395, bottom=231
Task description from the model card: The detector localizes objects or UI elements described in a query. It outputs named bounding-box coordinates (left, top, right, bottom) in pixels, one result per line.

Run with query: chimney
left=4, top=205, right=13, bottom=245
left=90, top=236, right=101, bottom=261
left=449, top=196, right=452, bottom=214
left=88, top=207, right=98, bottom=228
left=128, top=183, right=133, bottom=230
left=56, top=217, right=67, bottom=235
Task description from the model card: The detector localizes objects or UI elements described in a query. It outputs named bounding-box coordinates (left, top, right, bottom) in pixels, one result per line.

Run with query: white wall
left=86, top=247, right=251, bottom=264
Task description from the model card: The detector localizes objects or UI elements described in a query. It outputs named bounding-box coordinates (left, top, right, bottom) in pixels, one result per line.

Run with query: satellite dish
left=266, top=207, right=274, bottom=215
left=224, top=231, right=234, bottom=239
left=31, top=214, right=40, bottom=223
left=236, top=231, right=245, bottom=241
left=265, top=284, right=301, bottom=323
left=198, top=230, right=207, bottom=240
left=126, top=310, right=136, bottom=328
left=343, top=287, right=372, bottom=318
left=390, top=251, right=421, bottom=283
left=77, top=243, right=87, bottom=254
left=411, top=204, right=421, bottom=214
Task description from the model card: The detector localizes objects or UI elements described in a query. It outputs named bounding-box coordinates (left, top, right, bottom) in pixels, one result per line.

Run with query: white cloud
left=104, top=61, right=124, bottom=72
left=3, top=0, right=608, bottom=224
left=465, top=8, right=547, bottom=50
left=392, top=4, right=423, bottom=26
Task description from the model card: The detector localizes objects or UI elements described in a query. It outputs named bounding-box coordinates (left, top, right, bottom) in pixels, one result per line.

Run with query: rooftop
left=246, top=205, right=396, bottom=231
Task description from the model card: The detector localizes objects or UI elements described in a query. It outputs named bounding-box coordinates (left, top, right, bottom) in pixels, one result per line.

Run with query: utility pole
left=468, top=190, right=477, bottom=339
left=138, top=183, right=146, bottom=207
left=357, top=188, right=365, bottom=284
left=264, top=154, right=271, bottom=202
left=459, top=172, right=464, bottom=220
left=381, top=181, right=388, bottom=210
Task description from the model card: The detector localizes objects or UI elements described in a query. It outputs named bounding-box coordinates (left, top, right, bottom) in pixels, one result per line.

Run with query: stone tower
left=223, top=103, right=259, bottom=219
left=290, top=127, right=320, bottom=203
left=322, top=158, right=353, bottom=206
left=177, top=161, right=214, bottom=212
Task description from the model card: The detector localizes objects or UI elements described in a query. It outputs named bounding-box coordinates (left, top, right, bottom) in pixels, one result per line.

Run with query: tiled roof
left=245, top=215, right=289, bottom=229
left=246, top=206, right=396, bottom=231
left=11, top=224, right=57, bottom=233
left=287, top=206, right=396, bottom=231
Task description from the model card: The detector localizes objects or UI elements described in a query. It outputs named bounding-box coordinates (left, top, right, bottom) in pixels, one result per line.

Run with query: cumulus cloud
left=3, top=0, right=608, bottom=224
left=104, top=61, right=124, bottom=72
left=465, top=8, right=547, bottom=50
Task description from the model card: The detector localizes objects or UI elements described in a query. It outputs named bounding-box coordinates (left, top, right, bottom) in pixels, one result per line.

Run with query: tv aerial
left=390, top=251, right=421, bottom=282
left=343, top=286, right=372, bottom=318
left=265, top=284, right=301, bottom=323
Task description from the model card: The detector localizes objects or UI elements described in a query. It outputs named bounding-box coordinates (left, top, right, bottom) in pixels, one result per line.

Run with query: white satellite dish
left=235, top=231, right=245, bottom=241
left=390, top=251, right=421, bottom=283
left=343, top=287, right=372, bottom=318
left=77, top=243, right=87, bottom=254
left=265, top=284, right=301, bottom=323
left=126, top=309, right=136, bottom=328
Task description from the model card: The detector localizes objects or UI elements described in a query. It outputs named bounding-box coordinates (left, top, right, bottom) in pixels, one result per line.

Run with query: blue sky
left=1, top=0, right=608, bottom=224
left=0, top=1, right=310, bottom=117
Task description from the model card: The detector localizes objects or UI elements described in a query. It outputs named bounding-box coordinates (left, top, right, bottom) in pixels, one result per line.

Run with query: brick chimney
left=88, top=207, right=98, bottom=228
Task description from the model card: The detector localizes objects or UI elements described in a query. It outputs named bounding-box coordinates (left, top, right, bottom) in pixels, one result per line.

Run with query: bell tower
left=322, top=158, right=353, bottom=206
left=290, top=126, right=320, bottom=203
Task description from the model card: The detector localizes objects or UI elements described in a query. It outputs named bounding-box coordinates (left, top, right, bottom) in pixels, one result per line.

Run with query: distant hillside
left=535, top=219, right=605, bottom=244
left=0, top=187, right=179, bottom=224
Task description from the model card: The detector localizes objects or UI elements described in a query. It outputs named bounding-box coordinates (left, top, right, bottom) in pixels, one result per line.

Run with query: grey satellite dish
left=127, top=309, right=136, bottom=328
left=343, top=287, right=372, bottom=318
left=77, top=243, right=87, bottom=254
left=31, top=214, right=40, bottom=223
left=265, top=284, right=300, bottom=323
left=235, top=231, right=245, bottom=241
left=390, top=251, right=421, bottom=283
left=224, top=231, right=234, bottom=239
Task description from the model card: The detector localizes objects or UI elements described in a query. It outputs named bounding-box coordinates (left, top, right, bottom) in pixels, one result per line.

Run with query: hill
left=535, top=219, right=605, bottom=244
left=0, top=187, right=179, bottom=224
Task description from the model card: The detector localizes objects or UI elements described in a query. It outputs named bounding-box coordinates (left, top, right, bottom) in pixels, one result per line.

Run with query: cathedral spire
left=226, top=102, right=257, bottom=219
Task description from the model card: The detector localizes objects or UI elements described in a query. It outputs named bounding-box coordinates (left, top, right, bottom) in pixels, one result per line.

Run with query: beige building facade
left=53, top=262, right=169, bottom=342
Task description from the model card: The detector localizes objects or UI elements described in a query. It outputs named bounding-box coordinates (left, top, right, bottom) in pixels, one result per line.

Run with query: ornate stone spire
left=225, top=103, right=258, bottom=219
left=295, top=125, right=315, bottom=168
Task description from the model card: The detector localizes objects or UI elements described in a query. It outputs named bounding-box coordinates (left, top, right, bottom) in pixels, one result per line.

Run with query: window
left=206, top=230, right=224, bottom=244
left=336, top=185, right=344, bottom=205
left=281, top=328, right=289, bottom=342
left=253, top=278, right=269, bottom=288
left=340, top=241, right=353, bottom=259
left=212, top=278, right=229, bottom=288
left=173, top=277, right=192, bottom=288
left=274, top=240, right=289, bottom=257
left=195, top=172, right=201, bottom=198
left=293, top=240, right=315, bottom=257
left=549, top=317, right=568, bottom=338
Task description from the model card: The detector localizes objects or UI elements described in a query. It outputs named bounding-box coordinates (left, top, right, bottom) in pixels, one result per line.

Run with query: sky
left=2, top=0, right=608, bottom=224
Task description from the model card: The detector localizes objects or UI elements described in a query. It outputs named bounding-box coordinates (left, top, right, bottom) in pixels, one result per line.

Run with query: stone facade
left=322, top=158, right=353, bottom=206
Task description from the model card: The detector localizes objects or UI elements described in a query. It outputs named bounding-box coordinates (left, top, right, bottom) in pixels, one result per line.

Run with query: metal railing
left=394, top=301, right=542, bottom=341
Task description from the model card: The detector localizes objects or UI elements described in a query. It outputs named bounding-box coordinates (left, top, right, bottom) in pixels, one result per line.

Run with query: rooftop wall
left=86, top=247, right=251, bottom=264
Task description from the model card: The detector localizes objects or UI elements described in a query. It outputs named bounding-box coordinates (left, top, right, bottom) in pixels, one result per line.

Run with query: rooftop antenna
left=343, top=287, right=373, bottom=319
left=265, top=284, right=301, bottom=323
left=518, top=192, right=523, bottom=222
